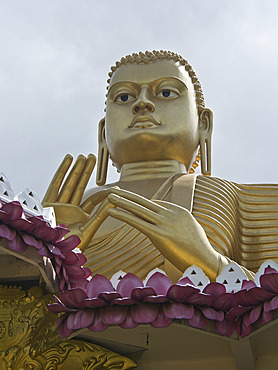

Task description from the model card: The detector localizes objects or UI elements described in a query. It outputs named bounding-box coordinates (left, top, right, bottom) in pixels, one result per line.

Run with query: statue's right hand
left=42, top=154, right=96, bottom=225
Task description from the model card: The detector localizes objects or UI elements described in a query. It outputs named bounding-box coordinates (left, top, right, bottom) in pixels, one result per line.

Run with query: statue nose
left=132, top=90, right=155, bottom=114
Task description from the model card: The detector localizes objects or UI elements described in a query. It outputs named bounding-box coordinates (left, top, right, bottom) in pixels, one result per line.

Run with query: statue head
left=96, top=51, right=213, bottom=185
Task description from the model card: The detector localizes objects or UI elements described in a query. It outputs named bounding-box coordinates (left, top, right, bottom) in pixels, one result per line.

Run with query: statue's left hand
left=106, top=188, right=224, bottom=280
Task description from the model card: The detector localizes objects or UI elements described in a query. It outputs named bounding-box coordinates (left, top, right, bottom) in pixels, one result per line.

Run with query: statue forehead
left=109, top=59, right=191, bottom=87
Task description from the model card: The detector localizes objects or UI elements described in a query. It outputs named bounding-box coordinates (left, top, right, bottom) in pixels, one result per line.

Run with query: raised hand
left=105, top=188, right=227, bottom=280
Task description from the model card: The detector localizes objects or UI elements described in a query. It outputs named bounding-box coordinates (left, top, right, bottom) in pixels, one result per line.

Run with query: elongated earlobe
left=96, top=118, right=109, bottom=186
left=199, top=108, right=213, bottom=176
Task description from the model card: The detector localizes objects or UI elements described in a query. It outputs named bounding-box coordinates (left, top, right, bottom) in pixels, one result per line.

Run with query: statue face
left=105, top=59, right=200, bottom=170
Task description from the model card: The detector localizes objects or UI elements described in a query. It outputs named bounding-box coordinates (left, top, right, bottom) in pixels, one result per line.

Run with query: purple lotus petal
left=166, top=284, right=199, bottom=302
left=21, top=233, right=42, bottom=249
left=55, top=235, right=81, bottom=251
left=203, top=282, right=226, bottom=299
left=144, top=295, right=169, bottom=304
left=9, top=218, right=35, bottom=233
left=151, top=306, right=172, bottom=328
left=47, top=244, right=64, bottom=258
left=260, top=272, right=278, bottom=294
left=56, top=314, right=73, bottom=337
left=241, top=279, right=257, bottom=290
left=101, top=305, right=128, bottom=325
left=186, top=292, right=212, bottom=306
left=0, top=224, right=16, bottom=241
left=65, top=265, right=89, bottom=279
left=60, top=288, right=88, bottom=308
left=8, top=233, right=28, bottom=252
left=163, top=302, right=194, bottom=319
left=111, top=297, right=136, bottom=306
left=67, top=309, right=95, bottom=330
left=226, top=306, right=252, bottom=322
left=145, top=272, right=172, bottom=295
left=214, top=319, right=235, bottom=337
left=243, top=304, right=262, bottom=327
left=264, top=295, right=278, bottom=312
left=82, top=298, right=108, bottom=309
left=48, top=295, right=77, bottom=313
left=59, top=277, right=66, bottom=291
left=86, top=274, right=114, bottom=298
left=258, top=309, right=273, bottom=325
left=200, top=307, right=224, bottom=321
left=88, top=309, right=108, bottom=332
left=177, top=276, right=195, bottom=285
left=32, top=226, right=59, bottom=243
left=131, top=303, right=159, bottom=323
left=240, top=321, right=253, bottom=338
left=120, top=309, right=139, bottom=329
left=54, top=226, right=70, bottom=240
left=98, top=292, right=122, bottom=303
left=235, top=317, right=243, bottom=336
left=2, top=201, right=23, bottom=221
left=64, top=252, right=87, bottom=266
left=0, top=210, right=8, bottom=223
left=72, top=279, right=89, bottom=290
left=212, top=293, right=235, bottom=311
left=36, top=242, right=52, bottom=258
left=235, top=287, right=274, bottom=306
left=188, top=308, right=209, bottom=329
left=116, top=273, right=143, bottom=297
left=264, top=267, right=278, bottom=274
left=131, top=286, right=156, bottom=302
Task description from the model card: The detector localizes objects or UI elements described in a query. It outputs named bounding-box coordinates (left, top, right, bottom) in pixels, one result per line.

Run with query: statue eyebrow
left=108, top=77, right=188, bottom=94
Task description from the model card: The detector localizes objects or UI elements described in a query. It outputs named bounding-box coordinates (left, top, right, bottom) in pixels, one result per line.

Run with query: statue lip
left=129, top=115, right=161, bottom=128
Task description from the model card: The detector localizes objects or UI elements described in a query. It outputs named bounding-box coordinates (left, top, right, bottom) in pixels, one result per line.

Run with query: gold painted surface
left=43, top=50, right=278, bottom=282
left=0, top=286, right=136, bottom=369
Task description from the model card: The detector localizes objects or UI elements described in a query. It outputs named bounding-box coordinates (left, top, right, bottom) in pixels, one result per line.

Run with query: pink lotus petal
left=186, top=292, right=212, bottom=306
left=214, top=319, right=235, bottom=337
left=258, top=309, right=273, bottom=325
left=55, top=235, right=81, bottom=251
left=264, top=295, right=278, bottom=312
left=67, top=309, right=95, bottom=330
left=0, top=224, right=16, bottom=241
left=203, top=282, right=226, bottom=299
left=2, top=201, right=23, bottom=221
left=8, top=233, right=28, bottom=252
left=200, top=307, right=224, bottom=321
left=131, top=303, right=159, bottom=323
left=166, top=284, right=198, bottom=302
left=145, top=272, right=172, bottom=295
left=212, top=293, right=235, bottom=311
left=264, top=267, right=278, bottom=274
left=88, top=310, right=108, bottom=332
left=188, top=308, right=208, bottom=329
left=151, top=306, right=172, bottom=328
left=131, top=287, right=156, bottom=301
left=163, top=302, right=194, bottom=319
left=56, top=314, right=73, bottom=337
left=260, top=271, right=278, bottom=294
left=82, top=298, right=108, bottom=309
left=101, top=305, right=128, bottom=325
left=9, top=218, right=34, bottom=233
left=86, top=274, right=114, bottom=298
left=111, top=297, right=136, bottom=306
left=241, top=280, right=257, bottom=290
left=120, top=310, right=139, bottom=329
left=243, top=304, right=262, bottom=327
left=116, top=273, right=143, bottom=297
left=177, top=276, right=195, bottom=285
left=61, top=288, right=88, bottom=308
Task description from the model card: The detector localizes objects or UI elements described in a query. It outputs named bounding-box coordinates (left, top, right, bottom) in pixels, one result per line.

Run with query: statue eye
left=157, top=90, right=179, bottom=99
left=115, top=93, right=135, bottom=103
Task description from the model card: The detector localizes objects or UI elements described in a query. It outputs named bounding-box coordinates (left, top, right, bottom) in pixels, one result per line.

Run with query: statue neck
left=119, top=160, right=186, bottom=182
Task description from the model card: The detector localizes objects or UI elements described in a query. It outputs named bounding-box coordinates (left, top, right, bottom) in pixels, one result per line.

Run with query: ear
left=198, top=108, right=213, bottom=176
left=96, top=118, right=109, bottom=186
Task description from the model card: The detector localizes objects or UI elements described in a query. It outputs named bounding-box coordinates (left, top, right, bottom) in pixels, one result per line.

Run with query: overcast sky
left=1, top=0, right=278, bottom=200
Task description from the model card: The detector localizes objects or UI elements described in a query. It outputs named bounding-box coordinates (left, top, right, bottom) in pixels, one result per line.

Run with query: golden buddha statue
left=42, top=50, right=278, bottom=283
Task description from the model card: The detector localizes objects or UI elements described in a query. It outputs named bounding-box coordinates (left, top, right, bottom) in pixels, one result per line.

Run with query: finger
left=42, top=154, right=73, bottom=203
left=109, top=188, right=166, bottom=213
left=108, top=194, right=160, bottom=224
left=58, top=155, right=86, bottom=203
left=108, top=207, right=154, bottom=236
left=81, top=199, right=115, bottom=243
left=81, top=186, right=120, bottom=213
left=70, top=154, right=96, bottom=205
